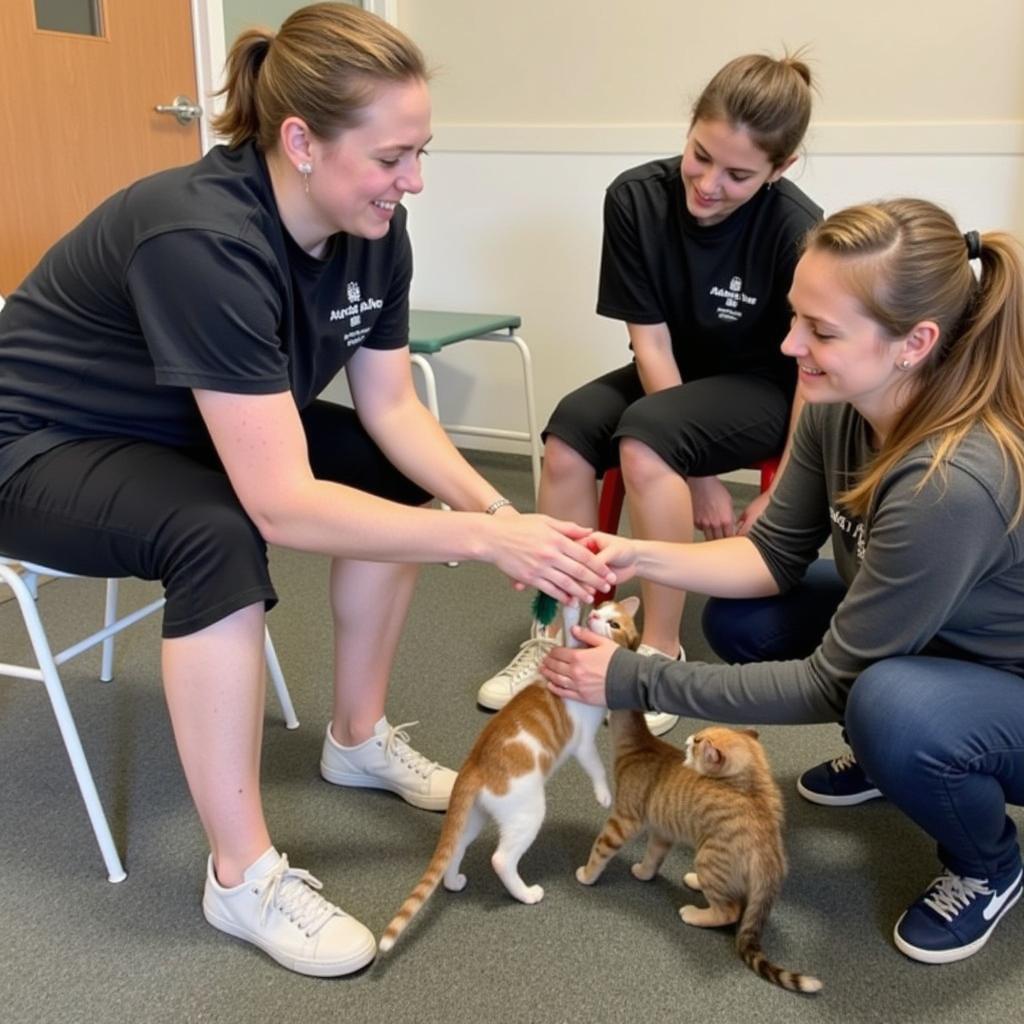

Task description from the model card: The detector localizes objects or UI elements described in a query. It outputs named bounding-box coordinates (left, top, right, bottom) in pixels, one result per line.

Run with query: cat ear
left=619, top=595, right=641, bottom=617
left=700, top=741, right=724, bottom=770
left=740, top=728, right=759, bottom=740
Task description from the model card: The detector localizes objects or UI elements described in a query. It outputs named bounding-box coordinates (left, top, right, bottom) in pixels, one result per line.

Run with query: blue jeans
left=703, top=560, right=1024, bottom=878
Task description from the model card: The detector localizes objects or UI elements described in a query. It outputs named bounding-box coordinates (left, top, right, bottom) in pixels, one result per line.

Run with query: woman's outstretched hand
left=485, top=511, right=616, bottom=604
left=540, top=624, right=616, bottom=706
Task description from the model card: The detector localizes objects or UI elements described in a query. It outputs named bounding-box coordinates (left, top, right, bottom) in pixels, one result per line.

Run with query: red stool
left=596, top=456, right=780, bottom=599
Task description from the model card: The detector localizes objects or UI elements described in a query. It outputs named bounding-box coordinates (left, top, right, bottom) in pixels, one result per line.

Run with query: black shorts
left=0, top=401, right=429, bottom=638
left=543, top=363, right=790, bottom=478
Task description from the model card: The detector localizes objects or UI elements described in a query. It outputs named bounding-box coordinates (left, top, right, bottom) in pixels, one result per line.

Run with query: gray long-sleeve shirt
left=606, top=403, right=1024, bottom=723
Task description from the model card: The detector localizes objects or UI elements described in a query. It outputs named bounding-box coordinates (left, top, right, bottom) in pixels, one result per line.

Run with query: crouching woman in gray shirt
left=541, top=198, right=1024, bottom=966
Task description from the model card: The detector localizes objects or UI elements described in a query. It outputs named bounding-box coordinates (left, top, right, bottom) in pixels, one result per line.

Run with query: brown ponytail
left=691, top=51, right=814, bottom=167
left=211, top=2, right=428, bottom=150
left=806, top=200, right=1024, bottom=524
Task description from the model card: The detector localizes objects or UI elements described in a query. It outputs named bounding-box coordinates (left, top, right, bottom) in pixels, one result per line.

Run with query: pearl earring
left=899, top=359, right=911, bottom=369
left=297, top=162, right=312, bottom=194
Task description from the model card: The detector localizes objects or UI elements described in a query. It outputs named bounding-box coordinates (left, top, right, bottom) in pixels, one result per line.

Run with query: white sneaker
left=477, top=620, right=561, bottom=710
left=320, top=717, right=457, bottom=811
left=635, top=643, right=684, bottom=737
left=202, top=848, right=376, bottom=977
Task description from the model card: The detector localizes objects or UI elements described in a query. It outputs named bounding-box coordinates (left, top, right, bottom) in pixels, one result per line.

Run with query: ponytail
left=210, top=2, right=427, bottom=150
left=808, top=201, right=1024, bottom=525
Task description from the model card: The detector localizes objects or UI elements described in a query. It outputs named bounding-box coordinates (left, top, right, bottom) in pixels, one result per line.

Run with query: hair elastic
left=964, top=230, right=982, bottom=261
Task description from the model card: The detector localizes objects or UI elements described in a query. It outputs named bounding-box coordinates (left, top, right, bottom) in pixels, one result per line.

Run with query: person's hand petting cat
left=482, top=511, right=616, bottom=604
left=541, top=624, right=620, bottom=707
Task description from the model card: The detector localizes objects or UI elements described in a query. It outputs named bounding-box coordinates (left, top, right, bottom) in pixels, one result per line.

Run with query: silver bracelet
left=485, top=497, right=514, bottom=515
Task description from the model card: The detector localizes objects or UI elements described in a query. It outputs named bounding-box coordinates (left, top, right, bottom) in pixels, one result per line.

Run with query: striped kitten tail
left=735, top=887, right=822, bottom=994
left=379, top=768, right=481, bottom=953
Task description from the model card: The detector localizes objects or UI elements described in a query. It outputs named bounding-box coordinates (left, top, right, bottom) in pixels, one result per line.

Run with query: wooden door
left=0, top=1, right=203, bottom=294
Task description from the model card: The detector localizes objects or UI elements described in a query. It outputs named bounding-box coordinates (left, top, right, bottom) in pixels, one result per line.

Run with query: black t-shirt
left=597, top=156, right=822, bottom=390
left=0, top=141, right=411, bottom=486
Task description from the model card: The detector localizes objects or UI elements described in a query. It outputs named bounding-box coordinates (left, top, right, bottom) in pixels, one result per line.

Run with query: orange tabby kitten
left=379, top=597, right=640, bottom=952
left=577, top=714, right=822, bottom=994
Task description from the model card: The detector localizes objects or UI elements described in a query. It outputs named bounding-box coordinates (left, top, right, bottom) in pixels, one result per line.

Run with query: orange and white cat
left=577, top=714, right=822, bottom=994
left=379, top=597, right=640, bottom=952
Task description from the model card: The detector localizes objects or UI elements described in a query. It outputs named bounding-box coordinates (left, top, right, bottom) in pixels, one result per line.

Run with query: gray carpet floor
left=1, top=451, right=1022, bottom=1023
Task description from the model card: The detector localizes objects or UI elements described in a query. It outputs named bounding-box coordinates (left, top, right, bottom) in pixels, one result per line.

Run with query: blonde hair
left=212, top=2, right=428, bottom=150
left=691, top=52, right=813, bottom=167
left=806, top=199, right=1024, bottom=524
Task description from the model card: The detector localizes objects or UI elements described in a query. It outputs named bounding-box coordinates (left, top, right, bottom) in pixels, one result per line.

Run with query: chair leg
left=264, top=628, right=299, bottom=729
left=507, top=333, right=542, bottom=501
left=410, top=353, right=440, bottom=419
left=0, top=567, right=127, bottom=882
left=100, top=578, right=119, bottom=682
left=597, top=469, right=627, bottom=601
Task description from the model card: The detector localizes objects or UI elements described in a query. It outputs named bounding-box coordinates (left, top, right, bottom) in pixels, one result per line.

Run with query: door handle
left=154, top=95, right=203, bottom=126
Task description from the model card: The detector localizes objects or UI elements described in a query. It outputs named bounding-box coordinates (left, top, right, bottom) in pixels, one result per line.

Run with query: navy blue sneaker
left=894, top=867, right=1023, bottom=964
left=796, top=751, right=883, bottom=806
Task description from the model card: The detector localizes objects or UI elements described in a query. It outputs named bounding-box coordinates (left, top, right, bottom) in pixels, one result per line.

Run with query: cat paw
left=683, top=871, right=701, bottom=891
left=518, top=884, right=544, bottom=905
left=594, top=785, right=612, bottom=808
left=575, top=866, right=597, bottom=885
left=630, top=862, right=656, bottom=882
left=679, top=904, right=701, bottom=925
left=444, top=873, right=468, bottom=892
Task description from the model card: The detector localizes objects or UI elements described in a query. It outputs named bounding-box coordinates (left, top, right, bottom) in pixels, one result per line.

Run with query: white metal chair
left=0, top=290, right=298, bottom=881
left=409, top=310, right=542, bottom=500
left=0, top=560, right=299, bottom=884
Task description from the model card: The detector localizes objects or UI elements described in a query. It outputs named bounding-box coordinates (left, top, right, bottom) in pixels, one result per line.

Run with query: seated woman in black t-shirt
left=0, top=5, right=612, bottom=978
left=478, top=54, right=822, bottom=733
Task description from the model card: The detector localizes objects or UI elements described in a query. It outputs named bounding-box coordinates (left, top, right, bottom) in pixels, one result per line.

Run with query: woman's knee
left=159, top=501, right=273, bottom=630
left=619, top=436, right=674, bottom=492
left=846, top=659, right=935, bottom=777
left=542, top=434, right=595, bottom=480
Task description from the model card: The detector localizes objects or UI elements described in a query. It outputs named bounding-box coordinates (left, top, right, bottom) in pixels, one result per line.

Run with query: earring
left=297, top=161, right=312, bottom=195
left=899, top=359, right=911, bottom=369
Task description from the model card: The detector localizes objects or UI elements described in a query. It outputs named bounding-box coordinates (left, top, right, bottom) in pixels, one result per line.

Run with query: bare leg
left=329, top=557, right=419, bottom=746
left=632, top=833, right=672, bottom=881
left=619, top=437, right=691, bottom=654
left=162, top=602, right=270, bottom=887
left=537, top=435, right=599, bottom=526
left=576, top=813, right=644, bottom=885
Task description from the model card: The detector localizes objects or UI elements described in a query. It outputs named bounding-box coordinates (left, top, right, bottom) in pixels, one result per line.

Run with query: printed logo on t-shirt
left=328, top=281, right=385, bottom=347
left=709, top=274, right=759, bottom=323
left=829, top=504, right=866, bottom=562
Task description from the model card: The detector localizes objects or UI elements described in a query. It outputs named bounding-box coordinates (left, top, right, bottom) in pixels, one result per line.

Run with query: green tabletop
left=409, top=310, right=522, bottom=353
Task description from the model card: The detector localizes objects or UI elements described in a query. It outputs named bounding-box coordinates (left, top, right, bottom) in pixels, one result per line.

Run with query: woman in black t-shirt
left=0, top=4, right=611, bottom=977
left=478, top=55, right=821, bottom=732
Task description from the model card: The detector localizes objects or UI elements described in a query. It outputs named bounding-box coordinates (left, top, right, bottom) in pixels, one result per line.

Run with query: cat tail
left=735, top=886, right=823, bottom=994
left=608, top=709, right=658, bottom=754
left=378, top=766, right=482, bottom=953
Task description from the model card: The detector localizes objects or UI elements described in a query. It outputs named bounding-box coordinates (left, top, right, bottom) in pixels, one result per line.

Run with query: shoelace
left=829, top=751, right=858, bottom=772
left=500, top=634, right=557, bottom=684
left=922, top=871, right=991, bottom=923
left=258, top=855, right=342, bottom=936
left=383, top=720, right=439, bottom=779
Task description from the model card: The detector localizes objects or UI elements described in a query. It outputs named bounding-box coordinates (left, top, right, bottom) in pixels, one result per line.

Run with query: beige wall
left=401, top=0, right=1024, bottom=125
left=344, top=1, right=1024, bottom=459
